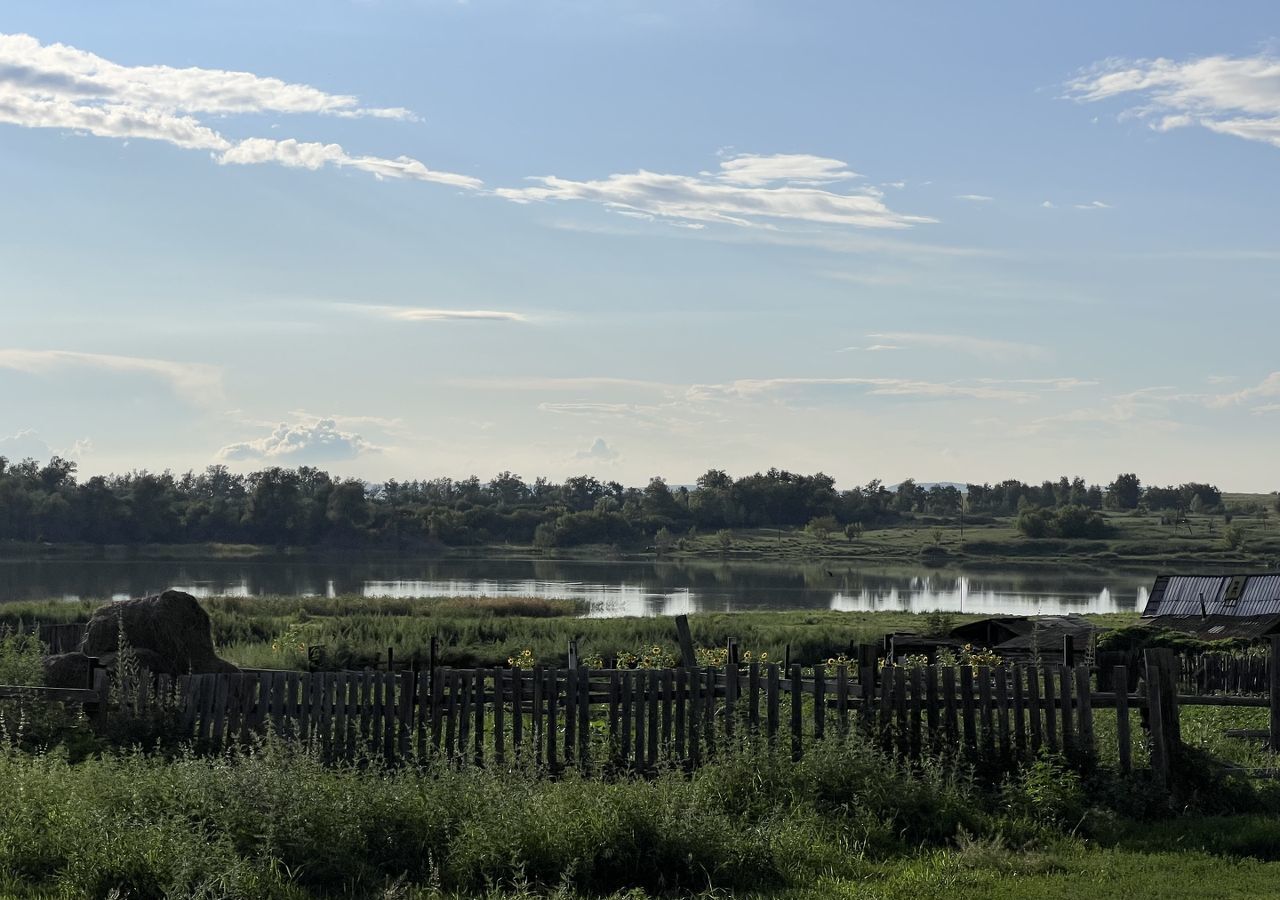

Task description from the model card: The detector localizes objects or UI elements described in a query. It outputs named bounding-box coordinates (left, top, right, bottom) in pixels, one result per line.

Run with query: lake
left=0, top=557, right=1152, bottom=617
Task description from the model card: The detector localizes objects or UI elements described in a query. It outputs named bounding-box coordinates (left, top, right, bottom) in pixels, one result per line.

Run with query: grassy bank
left=3, top=502, right=1278, bottom=571
left=0, top=595, right=1141, bottom=671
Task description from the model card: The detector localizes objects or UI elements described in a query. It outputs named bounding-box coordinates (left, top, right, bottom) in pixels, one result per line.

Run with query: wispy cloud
left=497, top=152, right=933, bottom=230
left=1074, top=200, right=1112, bottom=210
left=1067, top=52, right=1280, bottom=151
left=686, top=377, right=1038, bottom=404
left=1202, top=371, right=1280, bottom=408
left=0, top=348, right=222, bottom=403
left=218, top=416, right=380, bottom=463
left=864, top=332, right=1047, bottom=360
left=956, top=193, right=993, bottom=202
left=0, top=32, right=480, bottom=188
left=340, top=304, right=529, bottom=323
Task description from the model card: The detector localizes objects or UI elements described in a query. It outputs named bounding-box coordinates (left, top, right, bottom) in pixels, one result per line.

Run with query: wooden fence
left=91, top=650, right=1217, bottom=784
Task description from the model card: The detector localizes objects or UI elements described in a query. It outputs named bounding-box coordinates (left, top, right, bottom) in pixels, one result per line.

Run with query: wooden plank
left=688, top=666, right=701, bottom=765
left=472, top=670, right=484, bottom=767
left=359, top=670, right=373, bottom=747
left=1011, top=664, right=1025, bottom=755
left=836, top=664, right=849, bottom=736
left=924, top=665, right=940, bottom=749
left=978, top=666, right=994, bottom=758
left=608, top=669, right=621, bottom=765
left=812, top=667, right=825, bottom=742
left=908, top=667, right=922, bottom=757
left=510, top=668, right=523, bottom=761
left=399, top=671, right=415, bottom=760
left=703, top=667, right=716, bottom=754
left=791, top=664, right=804, bottom=760
left=959, top=666, right=976, bottom=753
left=210, top=674, right=230, bottom=749
left=1042, top=667, right=1058, bottom=753
left=1075, top=665, right=1094, bottom=756
left=749, top=662, right=762, bottom=736
left=661, top=668, right=674, bottom=754
left=725, top=662, right=739, bottom=742
left=858, top=665, right=874, bottom=735
left=1145, top=650, right=1169, bottom=786
left=199, top=674, right=218, bottom=743
left=878, top=664, right=894, bottom=751
left=546, top=669, right=559, bottom=772
left=675, top=668, right=687, bottom=762
left=445, top=671, right=459, bottom=763
left=564, top=664, right=577, bottom=766
left=457, top=671, right=472, bottom=764
left=647, top=670, right=660, bottom=766
left=621, top=670, right=633, bottom=766
left=417, top=669, right=430, bottom=760
left=995, top=666, right=1010, bottom=760
left=674, top=615, right=697, bottom=668
left=766, top=664, right=780, bottom=744
left=890, top=665, right=911, bottom=757
left=579, top=667, right=592, bottom=769
left=1058, top=665, right=1073, bottom=754
left=531, top=666, right=543, bottom=767
left=1027, top=665, right=1043, bottom=754
left=493, top=667, right=505, bottom=766
left=941, top=667, right=957, bottom=746
left=634, top=670, right=646, bottom=770
left=331, top=674, right=345, bottom=759
left=1114, top=666, right=1131, bottom=774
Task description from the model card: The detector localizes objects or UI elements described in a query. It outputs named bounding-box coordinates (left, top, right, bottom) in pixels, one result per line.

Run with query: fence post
left=1144, top=648, right=1180, bottom=787
left=674, top=615, right=697, bottom=668
left=1270, top=637, right=1280, bottom=751
left=568, top=639, right=579, bottom=671
left=1062, top=635, right=1075, bottom=668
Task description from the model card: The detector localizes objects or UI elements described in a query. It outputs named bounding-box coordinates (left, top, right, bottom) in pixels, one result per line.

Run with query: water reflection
left=0, top=557, right=1153, bottom=617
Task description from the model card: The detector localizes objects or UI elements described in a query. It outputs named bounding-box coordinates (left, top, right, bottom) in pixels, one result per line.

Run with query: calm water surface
left=0, top=558, right=1152, bottom=617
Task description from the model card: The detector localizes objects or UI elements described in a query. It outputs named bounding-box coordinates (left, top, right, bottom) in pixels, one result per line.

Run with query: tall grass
left=0, top=596, right=1027, bottom=670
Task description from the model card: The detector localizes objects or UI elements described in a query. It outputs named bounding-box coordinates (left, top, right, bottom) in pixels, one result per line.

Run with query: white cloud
left=1207, top=374, right=1238, bottom=385
left=1041, top=200, right=1056, bottom=208
left=864, top=332, right=1047, bottom=360
left=956, top=194, right=993, bottom=202
left=0, top=32, right=480, bottom=188
left=342, top=304, right=529, bottom=323
left=711, top=153, right=861, bottom=187
left=572, top=437, right=620, bottom=461
left=1074, top=200, right=1111, bottom=210
left=217, top=416, right=379, bottom=463
left=0, top=429, right=52, bottom=461
left=0, top=429, right=92, bottom=462
left=0, top=348, right=222, bottom=403
left=1067, top=53, right=1280, bottom=151
left=496, top=152, right=933, bottom=230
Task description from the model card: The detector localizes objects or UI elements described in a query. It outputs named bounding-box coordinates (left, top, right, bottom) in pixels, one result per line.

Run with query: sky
left=2, top=1, right=1279, bottom=490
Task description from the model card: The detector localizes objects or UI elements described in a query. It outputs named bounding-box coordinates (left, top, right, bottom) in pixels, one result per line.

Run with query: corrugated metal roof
left=1141, top=573, right=1280, bottom=618
left=1235, top=575, right=1280, bottom=616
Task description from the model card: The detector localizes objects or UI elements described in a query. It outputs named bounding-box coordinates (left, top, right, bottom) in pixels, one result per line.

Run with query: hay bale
left=83, top=589, right=238, bottom=676
left=42, top=652, right=93, bottom=689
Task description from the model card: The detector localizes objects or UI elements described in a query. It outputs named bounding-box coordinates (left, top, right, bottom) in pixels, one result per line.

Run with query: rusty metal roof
left=1146, top=613, right=1280, bottom=641
left=1142, top=573, right=1280, bottom=618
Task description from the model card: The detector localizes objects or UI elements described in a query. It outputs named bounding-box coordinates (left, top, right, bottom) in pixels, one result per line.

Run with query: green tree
left=1104, top=473, right=1142, bottom=510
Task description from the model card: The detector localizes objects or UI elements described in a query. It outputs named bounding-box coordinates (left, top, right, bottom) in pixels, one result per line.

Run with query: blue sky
left=2, top=2, right=1279, bottom=489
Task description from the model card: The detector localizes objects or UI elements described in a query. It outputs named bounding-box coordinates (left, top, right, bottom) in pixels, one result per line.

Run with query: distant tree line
left=0, top=455, right=1253, bottom=550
